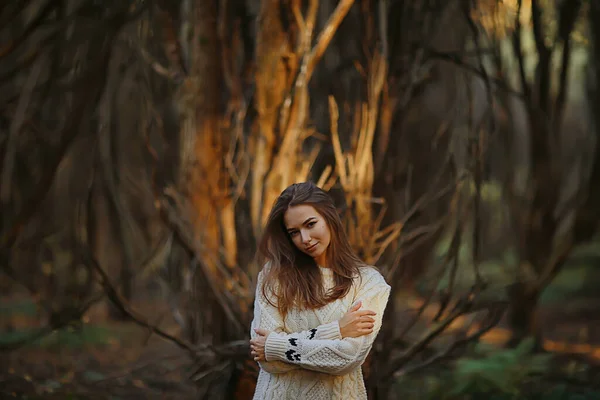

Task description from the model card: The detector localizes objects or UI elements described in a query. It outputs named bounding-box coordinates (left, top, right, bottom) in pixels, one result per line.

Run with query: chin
left=310, top=249, right=326, bottom=260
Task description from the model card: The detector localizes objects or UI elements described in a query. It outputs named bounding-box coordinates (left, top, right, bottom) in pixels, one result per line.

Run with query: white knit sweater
left=250, top=265, right=391, bottom=400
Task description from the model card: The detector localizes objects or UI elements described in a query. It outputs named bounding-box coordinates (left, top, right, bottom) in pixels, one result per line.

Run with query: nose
left=300, top=230, right=311, bottom=244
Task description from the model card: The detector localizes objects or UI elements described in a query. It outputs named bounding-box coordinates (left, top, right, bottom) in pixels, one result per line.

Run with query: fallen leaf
left=133, top=379, right=146, bottom=388
left=60, top=370, right=75, bottom=383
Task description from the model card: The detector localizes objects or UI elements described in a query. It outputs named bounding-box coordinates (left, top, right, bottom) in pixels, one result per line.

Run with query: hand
left=338, top=300, right=376, bottom=338
left=250, top=328, right=270, bottom=362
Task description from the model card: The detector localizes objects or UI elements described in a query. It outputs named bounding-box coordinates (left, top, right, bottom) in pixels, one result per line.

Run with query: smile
left=306, top=243, right=319, bottom=252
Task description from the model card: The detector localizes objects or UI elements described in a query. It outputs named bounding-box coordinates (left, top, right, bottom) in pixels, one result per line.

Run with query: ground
left=2, top=262, right=600, bottom=399
left=0, top=288, right=201, bottom=399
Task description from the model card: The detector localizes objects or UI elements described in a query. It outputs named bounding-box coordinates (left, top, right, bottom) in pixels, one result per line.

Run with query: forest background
left=2, top=0, right=600, bottom=398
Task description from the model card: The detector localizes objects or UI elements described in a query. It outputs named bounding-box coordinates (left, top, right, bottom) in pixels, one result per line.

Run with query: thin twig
left=397, top=306, right=505, bottom=377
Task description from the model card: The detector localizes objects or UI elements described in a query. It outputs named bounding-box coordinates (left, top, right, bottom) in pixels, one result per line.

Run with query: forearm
left=254, top=322, right=342, bottom=374
left=265, top=331, right=370, bottom=375
left=268, top=320, right=342, bottom=341
left=264, top=282, right=391, bottom=375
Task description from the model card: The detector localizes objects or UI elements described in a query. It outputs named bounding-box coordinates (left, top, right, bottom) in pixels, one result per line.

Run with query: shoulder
left=256, top=262, right=278, bottom=293
left=260, top=261, right=273, bottom=274
left=257, top=262, right=274, bottom=282
left=356, top=265, right=391, bottom=290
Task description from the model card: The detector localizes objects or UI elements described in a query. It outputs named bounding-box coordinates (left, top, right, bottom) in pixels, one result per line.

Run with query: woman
left=249, top=182, right=391, bottom=400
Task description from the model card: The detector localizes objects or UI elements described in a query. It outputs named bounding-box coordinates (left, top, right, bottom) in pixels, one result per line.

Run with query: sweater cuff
left=316, top=321, right=342, bottom=340
left=265, top=333, right=289, bottom=362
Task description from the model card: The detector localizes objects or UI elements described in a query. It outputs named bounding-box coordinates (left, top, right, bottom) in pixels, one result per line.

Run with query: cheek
left=290, top=235, right=303, bottom=248
left=321, top=223, right=331, bottom=237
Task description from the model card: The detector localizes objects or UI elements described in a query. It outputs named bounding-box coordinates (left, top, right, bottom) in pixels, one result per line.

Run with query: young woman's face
left=283, top=204, right=331, bottom=265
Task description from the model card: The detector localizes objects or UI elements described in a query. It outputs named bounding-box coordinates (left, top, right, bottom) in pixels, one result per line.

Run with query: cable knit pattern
left=251, top=265, right=391, bottom=400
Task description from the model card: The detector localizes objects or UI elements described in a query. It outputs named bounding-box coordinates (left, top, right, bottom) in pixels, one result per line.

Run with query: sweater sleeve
left=264, top=268, right=391, bottom=376
left=250, top=270, right=343, bottom=374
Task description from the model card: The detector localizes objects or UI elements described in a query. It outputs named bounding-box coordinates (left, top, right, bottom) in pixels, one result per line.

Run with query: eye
left=289, top=230, right=298, bottom=237
left=307, top=221, right=316, bottom=228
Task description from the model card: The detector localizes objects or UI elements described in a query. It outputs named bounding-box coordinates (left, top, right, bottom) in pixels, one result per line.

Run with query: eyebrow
left=286, top=217, right=317, bottom=232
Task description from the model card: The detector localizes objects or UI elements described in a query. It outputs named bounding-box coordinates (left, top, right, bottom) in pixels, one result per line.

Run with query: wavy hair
left=257, top=182, right=365, bottom=317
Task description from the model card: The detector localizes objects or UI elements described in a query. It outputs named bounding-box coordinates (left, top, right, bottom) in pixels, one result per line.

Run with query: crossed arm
left=249, top=269, right=391, bottom=375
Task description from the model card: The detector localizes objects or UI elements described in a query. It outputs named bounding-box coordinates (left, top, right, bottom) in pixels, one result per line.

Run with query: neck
left=315, top=254, right=327, bottom=268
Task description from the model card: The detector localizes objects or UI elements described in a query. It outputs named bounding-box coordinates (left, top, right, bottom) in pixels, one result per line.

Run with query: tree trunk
left=506, top=282, right=542, bottom=349
left=365, top=296, right=396, bottom=400
left=251, top=0, right=292, bottom=237
left=185, top=0, right=226, bottom=344
left=184, top=0, right=222, bottom=256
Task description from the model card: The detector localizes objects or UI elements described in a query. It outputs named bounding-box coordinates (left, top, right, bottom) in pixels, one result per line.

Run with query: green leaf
left=82, top=370, right=105, bottom=382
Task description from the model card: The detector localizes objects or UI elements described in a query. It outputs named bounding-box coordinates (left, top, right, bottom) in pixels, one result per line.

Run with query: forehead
left=283, top=204, right=322, bottom=228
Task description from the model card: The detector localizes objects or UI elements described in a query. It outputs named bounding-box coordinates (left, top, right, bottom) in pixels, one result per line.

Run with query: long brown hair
left=257, top=182, right=364, bottom=317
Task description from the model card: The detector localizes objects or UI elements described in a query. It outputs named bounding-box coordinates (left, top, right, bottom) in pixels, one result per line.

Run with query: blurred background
left=1, top=0, right=600, bottom=399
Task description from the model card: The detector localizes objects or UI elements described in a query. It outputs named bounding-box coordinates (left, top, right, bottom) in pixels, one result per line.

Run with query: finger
left=359, top=316, right=375, bottom=323
left=350, top=300, right=362, bottom=312
left=255, top=328, right=269, bottom=336
left=357, top=324, right=375, bottom=331
left=357, top=310, right=377, bottom=317
left=355, top=313, right=375, bottom=321
left=358, top=321, right=375, bottom=327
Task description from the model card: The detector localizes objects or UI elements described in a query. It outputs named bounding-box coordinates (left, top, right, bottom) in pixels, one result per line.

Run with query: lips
left=305, top=242, right=319, bottom=252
